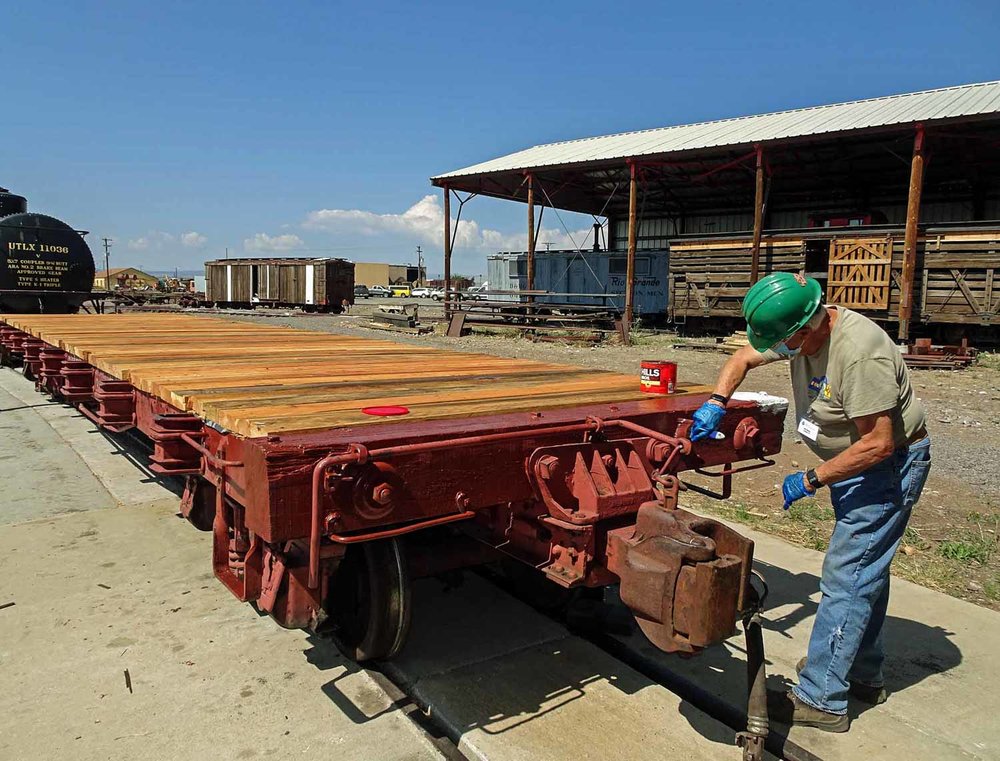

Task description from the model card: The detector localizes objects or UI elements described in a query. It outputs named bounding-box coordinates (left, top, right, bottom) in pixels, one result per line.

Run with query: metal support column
left=898, top=125, right=926, bottom=341
left=624, top=161, right=638, bottom=334
left=526, top=173, right=536, bottom=292
left=749, top=145, right=765, bottom=284
left=443, top=185, right=452, bottom=319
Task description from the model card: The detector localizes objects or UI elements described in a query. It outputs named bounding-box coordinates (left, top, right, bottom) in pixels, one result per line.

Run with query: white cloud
left=127, top=230, right=208, bottom=252
left=243, top=232, right=305, bottom=252
left=180, top=231, right=207, bottom=248
left=304, top=195, right=597, bottom=254
left=127, top=231, right=174, bottom=251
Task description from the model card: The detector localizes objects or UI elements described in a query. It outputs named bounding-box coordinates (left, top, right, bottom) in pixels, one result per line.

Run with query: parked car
left=368, top=285, right=392, bottom=297
left=431, top=289, right=463, bottom=302
left=410, top=286, right=433, bottom=298
left=353, top=285, right=370, bottom=298
left=463, top=284, right=490, bottom=301
left=390, top=284, right=412, bottom=298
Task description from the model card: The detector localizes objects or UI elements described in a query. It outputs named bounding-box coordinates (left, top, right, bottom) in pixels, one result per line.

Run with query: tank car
left=0, top=188, right=96, bottom=313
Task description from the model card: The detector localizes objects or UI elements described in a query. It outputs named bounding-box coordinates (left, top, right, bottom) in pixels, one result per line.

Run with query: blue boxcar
left=486, top=249, right=669, bottom=318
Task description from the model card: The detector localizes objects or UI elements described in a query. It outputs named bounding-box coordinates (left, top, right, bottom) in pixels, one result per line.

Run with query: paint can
left=640, top=360, right=677, bottom=394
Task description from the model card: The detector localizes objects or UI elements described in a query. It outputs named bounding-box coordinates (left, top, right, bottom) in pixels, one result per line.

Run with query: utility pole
left=102, top=238, right=112, bottom=290
left=416, top=245, right=424, bottom=285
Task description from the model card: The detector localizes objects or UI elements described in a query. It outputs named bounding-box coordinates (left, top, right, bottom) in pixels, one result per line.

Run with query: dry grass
left=689, top=494, right=1000, bottom=609
left=977, top=352, right=1000, bottom=371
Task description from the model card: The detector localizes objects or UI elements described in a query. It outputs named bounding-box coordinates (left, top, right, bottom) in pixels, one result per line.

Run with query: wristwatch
left=709, top=393, right=729, bottom=406
left=805, top=468, right=824, bottom=490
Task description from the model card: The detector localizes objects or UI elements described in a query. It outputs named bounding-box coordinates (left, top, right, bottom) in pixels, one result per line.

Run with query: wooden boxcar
left=668, top=225, right=1000, bottom=343
left=204, top=258, right=354, bottom=312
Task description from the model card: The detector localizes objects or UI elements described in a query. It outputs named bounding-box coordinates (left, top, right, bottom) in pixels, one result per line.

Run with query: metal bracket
left=79, top=377, right=136, bottom=432
left=148, top=414, right=207, bottom=475
left=607, top=499, right=754, bottom=653
left=528, top=438, right=656, bottom=524
left=59, top=360, right=95, bottom=402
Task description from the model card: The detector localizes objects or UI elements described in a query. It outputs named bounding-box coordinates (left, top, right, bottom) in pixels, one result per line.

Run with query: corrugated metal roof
left=434, top=81, right=1000, bottom=180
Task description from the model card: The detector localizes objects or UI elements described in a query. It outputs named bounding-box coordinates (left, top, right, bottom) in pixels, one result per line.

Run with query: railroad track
left=480, top=569, right=821, bottom=761
left=328, top=566, right=822, bottom=761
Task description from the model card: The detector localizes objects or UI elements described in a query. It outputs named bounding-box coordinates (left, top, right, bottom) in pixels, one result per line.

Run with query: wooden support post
left=526, top=173, right=536, bottom=292
left=898, top=125, right=926, bottom=341
left=443, top=185, right=452, bottom=319
left=624, top=161, right=638, bottom=338
left=749, top=144, right=765, bottom=284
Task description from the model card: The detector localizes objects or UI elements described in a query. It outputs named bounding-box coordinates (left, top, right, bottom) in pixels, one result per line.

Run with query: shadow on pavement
left=294, top=559, right=963, bottom=756
left=95, top=426, right=186, bottom=496
left=754, top=559, right=962, bottom=710
left=298, top=575, right=660, bottom=738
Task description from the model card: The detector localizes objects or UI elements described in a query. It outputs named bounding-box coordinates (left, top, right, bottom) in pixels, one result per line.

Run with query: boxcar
left=668, top=225, right=1000, bottom=344
left=488, top=249, right=669, bottom=317
left=204, top=257, right=354, bottom=312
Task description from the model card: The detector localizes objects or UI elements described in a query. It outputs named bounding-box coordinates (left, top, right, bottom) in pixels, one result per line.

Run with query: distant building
left=354, top=262, right=426, bottom=287
left=432, top=80, right=1000, bottom=340
left=94, top=267, right=158, bottom=291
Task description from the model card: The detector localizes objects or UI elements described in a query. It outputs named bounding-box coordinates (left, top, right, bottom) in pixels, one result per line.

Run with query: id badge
left=797, top=417, right=820, bottom=442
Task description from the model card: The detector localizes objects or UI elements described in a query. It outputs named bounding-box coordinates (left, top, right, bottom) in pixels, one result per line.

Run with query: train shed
left=432, top=80, right=1000, bottom=343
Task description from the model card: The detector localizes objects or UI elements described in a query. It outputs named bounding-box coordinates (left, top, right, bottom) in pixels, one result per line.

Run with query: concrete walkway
left=3, top=364, right=997, bottom=760
left=0, top=368, right=761, bottom=761
left=623, top=510, right=1000, bottom=761
left=0, top=370, right=445, bottom=761
left=386, top=575, right=758, bottom=761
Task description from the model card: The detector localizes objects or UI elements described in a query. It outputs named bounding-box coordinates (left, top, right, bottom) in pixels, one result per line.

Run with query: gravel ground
left=185, top=307, right=1000, bottom=607
left=212, top=306, right=1000, bottom=506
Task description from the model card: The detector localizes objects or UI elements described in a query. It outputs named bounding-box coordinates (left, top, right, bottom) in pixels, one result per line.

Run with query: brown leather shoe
left=796, top=657, right=888, bottom=706
left=767, top=689, right=850, bottom=733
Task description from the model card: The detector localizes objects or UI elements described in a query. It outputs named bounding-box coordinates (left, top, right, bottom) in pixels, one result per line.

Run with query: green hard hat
left=742, top=272, right=823, bottom=352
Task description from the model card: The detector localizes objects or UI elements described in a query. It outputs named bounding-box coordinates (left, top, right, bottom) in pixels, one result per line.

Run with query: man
left=690, top=272, right=931, bottom=733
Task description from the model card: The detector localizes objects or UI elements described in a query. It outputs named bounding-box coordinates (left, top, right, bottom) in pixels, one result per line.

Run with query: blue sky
left=5, top=1, right=998, bottom=276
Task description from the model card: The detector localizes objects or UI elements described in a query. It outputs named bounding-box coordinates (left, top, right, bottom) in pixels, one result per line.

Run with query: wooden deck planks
left=3, top=313, right=681, bottom=436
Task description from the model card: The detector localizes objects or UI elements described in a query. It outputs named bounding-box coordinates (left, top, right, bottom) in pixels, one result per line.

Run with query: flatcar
left=1, top=313, right=788, bottom=758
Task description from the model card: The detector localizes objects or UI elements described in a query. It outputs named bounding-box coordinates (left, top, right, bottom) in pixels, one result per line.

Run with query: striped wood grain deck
left=4, top=314, right=706, bottom=436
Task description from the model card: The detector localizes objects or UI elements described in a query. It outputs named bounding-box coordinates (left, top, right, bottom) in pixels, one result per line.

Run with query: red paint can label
left=640, top=360, right=677, bottom=394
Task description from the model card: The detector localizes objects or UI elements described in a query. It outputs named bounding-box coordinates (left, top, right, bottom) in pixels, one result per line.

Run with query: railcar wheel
left=328, top=538, right=411, bottom=662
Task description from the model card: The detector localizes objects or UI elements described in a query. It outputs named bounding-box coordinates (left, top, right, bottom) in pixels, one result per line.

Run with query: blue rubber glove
left=782, top=472, right=815, bottom=510
left=690, top=401, right=725, bottom=442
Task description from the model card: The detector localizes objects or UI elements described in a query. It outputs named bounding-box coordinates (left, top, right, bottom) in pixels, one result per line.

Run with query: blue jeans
left=794, top=437, right=931, bottom=714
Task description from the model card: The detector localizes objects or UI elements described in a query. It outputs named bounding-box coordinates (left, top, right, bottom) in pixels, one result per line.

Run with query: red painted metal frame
left=0, top=318, right=787, bottom=651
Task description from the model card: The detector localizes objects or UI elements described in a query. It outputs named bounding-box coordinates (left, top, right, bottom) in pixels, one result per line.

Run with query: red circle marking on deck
left=361, top=405, right=411, bottom=416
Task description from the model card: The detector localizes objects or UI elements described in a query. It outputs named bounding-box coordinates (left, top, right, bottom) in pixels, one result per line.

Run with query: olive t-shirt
left=764, top=308, right=927, bottom=461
